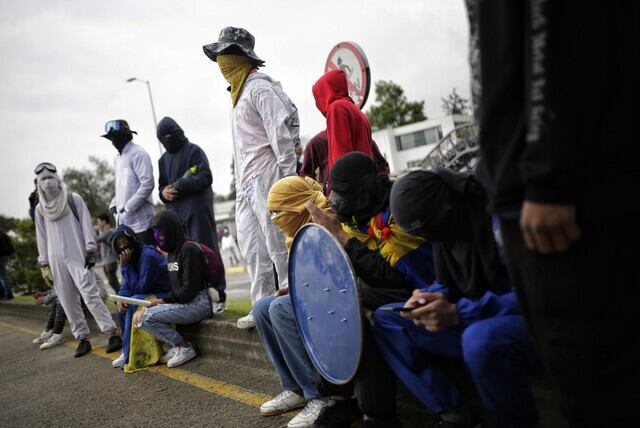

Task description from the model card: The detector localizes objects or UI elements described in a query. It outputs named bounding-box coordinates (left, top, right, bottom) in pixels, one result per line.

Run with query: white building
left=372, top=114, right=473, bottom=174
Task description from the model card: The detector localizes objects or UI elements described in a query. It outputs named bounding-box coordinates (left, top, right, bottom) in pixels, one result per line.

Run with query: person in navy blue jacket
left=157, top=116, right=219, bottom=251
left=111, top=225, right=171, bottom=368
left=373, top=169, right=539, bottom=428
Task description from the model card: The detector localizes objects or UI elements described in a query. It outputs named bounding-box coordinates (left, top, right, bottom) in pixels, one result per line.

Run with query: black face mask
left=330, top=175, right=389, bottom=228
left=108, top=133, right=132, bottom=153
left=159, top=131, right=186, bottom=154
left=160, top=136, right=181, bottom=153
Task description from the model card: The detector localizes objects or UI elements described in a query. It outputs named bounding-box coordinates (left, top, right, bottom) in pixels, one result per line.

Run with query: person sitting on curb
left=110, top=225, right=171, bottom=369
left=34, top=162, right=122, bottom=358
left=140, top=210, right=219, bottom=368
left=372, top=169, right=540, bottom=428
left=254, top=154, right=436, bottom=428
left=254, top=175, right=333, bottom=428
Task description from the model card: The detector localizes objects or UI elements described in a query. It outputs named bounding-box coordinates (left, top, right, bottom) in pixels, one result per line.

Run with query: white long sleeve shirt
left=111, top=141, right=155, bottom=233
left=232, top=72, right=299, bottom=197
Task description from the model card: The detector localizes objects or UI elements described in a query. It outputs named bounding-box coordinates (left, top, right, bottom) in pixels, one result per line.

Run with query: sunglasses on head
left=104, top=120, right=125, bottom=133
left=34, top=162, right=57, bottom=175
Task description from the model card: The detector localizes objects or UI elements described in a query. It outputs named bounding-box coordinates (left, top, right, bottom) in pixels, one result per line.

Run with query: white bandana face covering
left=37, top=171, right=68, bottom=220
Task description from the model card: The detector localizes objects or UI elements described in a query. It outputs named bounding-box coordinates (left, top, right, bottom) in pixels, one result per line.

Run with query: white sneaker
left=287, top=399, right=331, bottom=428
left=166, top=345, right=197, bottom=368
left=236, top=311, right=255, bottom=329
left=33, top=329, right=52, bottom=344
left=260, top=390, right=306, bottom=416
left=112, top=353, right=126, bottom=368
left=39, top=333, right=64, bottom=350
left=212, top=301, right=226, bottom=314
left=159, top=346, right=179, bottom=364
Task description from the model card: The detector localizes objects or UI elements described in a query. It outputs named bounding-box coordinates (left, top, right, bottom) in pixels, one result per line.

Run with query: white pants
left=52, top=259, right=117, bottom=340
left=236, top=175, right=289, bottom=304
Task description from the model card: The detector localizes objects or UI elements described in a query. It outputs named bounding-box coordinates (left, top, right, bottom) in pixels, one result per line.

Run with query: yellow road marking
left=0, top=320, right=278, bottom=411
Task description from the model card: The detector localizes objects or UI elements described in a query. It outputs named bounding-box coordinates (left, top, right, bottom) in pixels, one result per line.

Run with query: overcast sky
left=0, top=0, right=470, bottom=219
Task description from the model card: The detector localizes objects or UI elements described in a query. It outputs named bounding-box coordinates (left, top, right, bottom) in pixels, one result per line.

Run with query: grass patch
left=223, top=300, right=251, bottom=318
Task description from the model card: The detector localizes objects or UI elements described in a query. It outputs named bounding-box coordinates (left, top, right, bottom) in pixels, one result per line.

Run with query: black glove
left=84, top=252, right=96, bottom=269
left=109, top=206, right=117, bottom=216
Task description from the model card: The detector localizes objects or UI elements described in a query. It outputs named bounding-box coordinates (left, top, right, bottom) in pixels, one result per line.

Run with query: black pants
left=45, top=301, right=66, bottom=334
left=103, top=262, right=120, bottom=293
left=500, top=217, right=640, bottom=427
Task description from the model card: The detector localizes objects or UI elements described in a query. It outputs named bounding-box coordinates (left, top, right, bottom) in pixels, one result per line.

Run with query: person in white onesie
left=34, top=162, right=122, bottom=358
left=203, top=26, right=299, bottom=329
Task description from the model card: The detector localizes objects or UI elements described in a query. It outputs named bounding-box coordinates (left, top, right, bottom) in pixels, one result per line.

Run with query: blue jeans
left=0, top=256, right=13, bottom=298
left=118, top=292, right=167, bottom=363
left=253, top=295, right=322, bottom=400
left=140, top=290, right=211, bottom=347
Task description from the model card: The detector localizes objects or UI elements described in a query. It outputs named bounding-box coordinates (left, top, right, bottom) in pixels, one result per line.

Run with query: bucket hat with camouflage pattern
left=203, top=26, right=264, bottom=65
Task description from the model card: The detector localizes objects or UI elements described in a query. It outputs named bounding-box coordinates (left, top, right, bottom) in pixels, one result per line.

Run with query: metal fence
left=420, top=123, right=479, bottom=172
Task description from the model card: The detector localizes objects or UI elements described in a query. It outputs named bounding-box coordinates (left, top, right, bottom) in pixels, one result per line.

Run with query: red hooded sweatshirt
left=312, top=70, right=374, bottom=190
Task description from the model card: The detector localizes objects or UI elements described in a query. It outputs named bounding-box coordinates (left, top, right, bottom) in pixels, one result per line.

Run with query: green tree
left=2, top=216, right=46, bottom=294
left=62, top=156, right=115, bottom=217
left=366, top=80, right=426, bottom=129
left=441, top=87, right=471, bottom=116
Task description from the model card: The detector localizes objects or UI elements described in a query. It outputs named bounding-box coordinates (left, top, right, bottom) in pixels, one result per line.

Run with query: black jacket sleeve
left=343, top=238, right=413, bottom=290
left=158, top=155, right=170, bottom=204
left=163, top=244, right=204, bottom=304
left=172, top=146, right=213, bottom=196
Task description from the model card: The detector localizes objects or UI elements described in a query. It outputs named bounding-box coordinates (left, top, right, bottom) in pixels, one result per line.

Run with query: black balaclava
left=150, top=210, right=185, bottom=253
left=106, top=132, right=133, bottom=153
left=390, top=169, right=507, bottom=298
left=157, top=117, right=188, bottom=154
left=111, top=225, right=143, bottom=267
left=329, top=152, right=391, bottom=227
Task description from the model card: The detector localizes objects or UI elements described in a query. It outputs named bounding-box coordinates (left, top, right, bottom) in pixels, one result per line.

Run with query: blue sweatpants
left=373, top=307, right=539, bottom=427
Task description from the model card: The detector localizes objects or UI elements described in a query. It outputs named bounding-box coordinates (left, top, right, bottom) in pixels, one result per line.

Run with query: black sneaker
left=313, top=399, right=361, bottom=428
left=105, top=335, right=123, bottom=353
left=75, top=339, right=92, bottom=357
left=362, top=415, right=404, bottom=428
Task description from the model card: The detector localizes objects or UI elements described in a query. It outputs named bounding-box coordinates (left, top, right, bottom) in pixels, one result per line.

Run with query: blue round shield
left=289, top=224, right=362, bottom=384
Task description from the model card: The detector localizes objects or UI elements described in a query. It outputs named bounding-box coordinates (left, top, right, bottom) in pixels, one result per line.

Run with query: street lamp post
left=126, top=77, right=162, bottom=156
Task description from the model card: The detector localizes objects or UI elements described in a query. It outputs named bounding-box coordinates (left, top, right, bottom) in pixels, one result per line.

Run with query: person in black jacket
left=157, top=116, right=219, bottom=251
left=140, top=210, right=213, bottom=368
left=468, top=2, right=640, bottom=426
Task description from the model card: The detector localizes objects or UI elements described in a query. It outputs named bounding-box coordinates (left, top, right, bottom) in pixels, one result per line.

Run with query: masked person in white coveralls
left=203, top=27, right=299, bottom=329
left=101, top=119, right=155, bottom=245
left=34, top=162, right=122, bottom=358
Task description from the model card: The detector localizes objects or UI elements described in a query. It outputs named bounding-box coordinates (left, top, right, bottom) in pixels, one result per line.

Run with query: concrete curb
left=0, top=300, right=272, bottom=369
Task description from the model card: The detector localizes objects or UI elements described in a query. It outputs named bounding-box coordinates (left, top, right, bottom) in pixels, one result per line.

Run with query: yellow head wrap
left=217, top=55, right=254, bottom=106
left=267, top=176, right=330, bottom=250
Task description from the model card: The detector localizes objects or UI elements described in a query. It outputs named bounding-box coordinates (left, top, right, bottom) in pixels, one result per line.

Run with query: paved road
left=0, top=317, right=290, bottom=428
left=224, top=269, right=251, bottom=301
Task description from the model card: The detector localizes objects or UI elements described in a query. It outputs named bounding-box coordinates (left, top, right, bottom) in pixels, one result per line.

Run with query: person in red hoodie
left=312, top=70, right=374, bottom=191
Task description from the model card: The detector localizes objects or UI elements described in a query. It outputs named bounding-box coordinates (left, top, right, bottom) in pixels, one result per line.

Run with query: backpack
left=67, top=193, right=80, bottom=223
left=187, top=241, right=226, bottom=291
